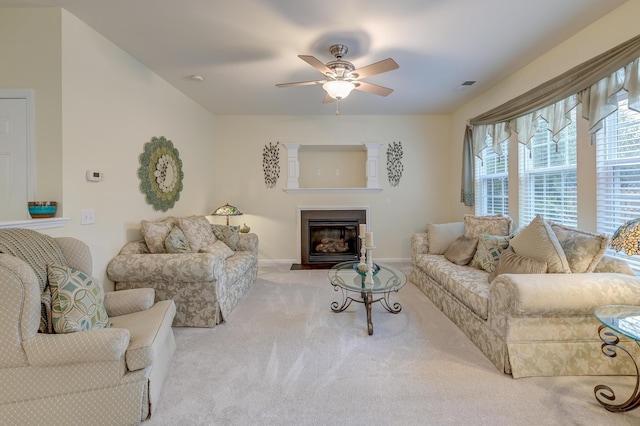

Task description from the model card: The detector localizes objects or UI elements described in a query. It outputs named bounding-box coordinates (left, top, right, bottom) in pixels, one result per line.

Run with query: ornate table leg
left=594, top=325, right=640, bottom=412
left=365, top=293, right=373, bottom=335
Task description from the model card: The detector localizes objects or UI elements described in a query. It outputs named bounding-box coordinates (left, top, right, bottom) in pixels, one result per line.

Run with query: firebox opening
left=300, top=209, right=366, bottom=265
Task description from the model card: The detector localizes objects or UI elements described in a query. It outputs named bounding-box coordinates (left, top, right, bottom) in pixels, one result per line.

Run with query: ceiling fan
left=276, top=44, right=399, bottom=105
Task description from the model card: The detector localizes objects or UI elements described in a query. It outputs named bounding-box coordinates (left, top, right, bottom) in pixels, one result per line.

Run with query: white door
left=0, top=98, right=29, bottom=220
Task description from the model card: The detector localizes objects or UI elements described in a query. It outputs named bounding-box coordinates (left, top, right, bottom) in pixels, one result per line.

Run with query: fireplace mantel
left=283, top=143, right=383, bottom=193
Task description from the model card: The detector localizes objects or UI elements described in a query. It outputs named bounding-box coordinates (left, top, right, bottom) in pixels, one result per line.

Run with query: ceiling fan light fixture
left=323, top=80, right=355, bottom=100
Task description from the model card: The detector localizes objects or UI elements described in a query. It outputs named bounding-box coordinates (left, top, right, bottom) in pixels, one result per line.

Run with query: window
left=475, top=139, right=508, bottom=216
left=596, top=93, right=640, bottom=268
left=519, top=110, right=577, bottom=227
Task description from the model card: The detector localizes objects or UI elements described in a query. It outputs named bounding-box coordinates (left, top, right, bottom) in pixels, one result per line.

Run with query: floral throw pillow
left=464, top=214, right=512, bottom=239
left=140, top=217, right=175, bottom=253
left=48, top=264, right=110, bottom=334
left=176, top=216, right=216, bottom=251
left=211, top=225, right=240, bottom=251
left=471, top=233, right=511, bottom=273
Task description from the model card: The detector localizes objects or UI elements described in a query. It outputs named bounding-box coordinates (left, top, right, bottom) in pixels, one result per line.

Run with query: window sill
left=0, top=217, right=70, bottom=230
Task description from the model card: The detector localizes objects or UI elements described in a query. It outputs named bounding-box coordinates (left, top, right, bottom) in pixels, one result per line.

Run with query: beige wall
left=0, top=8, right=62, bottom=202
left=212, top=114, right=450, bottom=263
left=449, top=1, right=640, bottom=231
left=1, top=9, right=218, bottom=290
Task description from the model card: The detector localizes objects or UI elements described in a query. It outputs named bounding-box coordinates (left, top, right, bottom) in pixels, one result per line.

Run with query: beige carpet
left=147, top=264, right=640, bottom=425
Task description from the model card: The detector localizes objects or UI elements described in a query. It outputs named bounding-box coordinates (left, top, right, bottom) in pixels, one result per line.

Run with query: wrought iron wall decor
left=138, top=136, right=184, bottom=211
left=386, top=141, right=404, bottom=187
left=263, top=141, right=280, bottom=189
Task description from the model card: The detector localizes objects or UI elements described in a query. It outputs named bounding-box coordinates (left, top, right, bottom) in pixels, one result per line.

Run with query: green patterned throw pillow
left=471, top=233, right=511, bottom=273
left=211, top=225, right=240, bottom=251
left=48, top=264, right=110, bottom=333
left=165, top=226, right=192, bottom=253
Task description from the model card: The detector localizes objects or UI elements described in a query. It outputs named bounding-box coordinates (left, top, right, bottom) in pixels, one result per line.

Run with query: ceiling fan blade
left=298, top=55, right=332, bottom=75
left=354, top=81, right=394, bottom=97
left=322, top=92, right=335, bottom=104
left=351, top=58, right=399, bottom=79
left=276, top=80, right=326, bottom=88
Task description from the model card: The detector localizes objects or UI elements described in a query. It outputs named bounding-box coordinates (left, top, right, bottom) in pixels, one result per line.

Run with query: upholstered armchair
left=0, top=231, right=176, bottom=424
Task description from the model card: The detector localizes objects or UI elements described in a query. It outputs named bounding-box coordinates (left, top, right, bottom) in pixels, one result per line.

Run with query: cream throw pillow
left=464, top=214, right=512, bottom=239
left=509, top=215, right=571, bottom=273
left=426, top=222, right=464, bottom=254
left=444, top=236, right=478, bottom=265
left=140, top=217, right=175, bottom=253
left=488, top=249, right=548, bottom=283
left=548, top=221, right=609, bottom=273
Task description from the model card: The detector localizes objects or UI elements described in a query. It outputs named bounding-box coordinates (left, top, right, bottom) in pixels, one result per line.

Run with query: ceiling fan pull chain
left=336, top=99, right=340, bottom=116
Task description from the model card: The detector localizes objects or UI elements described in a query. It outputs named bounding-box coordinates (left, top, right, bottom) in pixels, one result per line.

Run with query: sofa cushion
left=140, top=218, right=175, bottom=254
left=211, top=225, right=241, bottom=251
left=426, top=222, right=464, bottom=254
left=444, top=236, right=478, bottom=265
left=464, top=214, right=512, bottom=239
left=415, top=254, right=490, bottom=320
left=488, top=249, right=548, bottom=283
left=471, top=234, right=510, bottom=273
left=510, top=215, right=571, bottom=273
left=199, top=240, right=234, bottom=259
left=164, top=226, right=191, bottom=253
left=594, top=255, right=636, bottom=275
left=48, top=264, right=110, bottom=333
left=176, top=216, right=216, bottom=251
left=548, top=221, right=609, bottom=273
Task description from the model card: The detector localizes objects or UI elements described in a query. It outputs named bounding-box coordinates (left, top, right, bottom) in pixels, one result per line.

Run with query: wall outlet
left=81, top=209, right=95, bottom=225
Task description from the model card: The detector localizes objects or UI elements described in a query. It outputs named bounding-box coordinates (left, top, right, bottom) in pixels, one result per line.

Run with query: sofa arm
left=491, top=272, right=640, bottom=317
left=411, top=233, right=429, bottom=262
left=23, top=328, right=130, bottom=367
left=237, top=232, right=259, bottom=255
left=104, top=288, right=155, bottom=316
left=107, top=253, right=223, bottom=283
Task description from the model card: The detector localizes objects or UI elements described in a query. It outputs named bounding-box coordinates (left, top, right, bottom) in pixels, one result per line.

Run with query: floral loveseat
left=107, top=215, right=258, bottom=327
left=410, top=214, right=640, bottom=378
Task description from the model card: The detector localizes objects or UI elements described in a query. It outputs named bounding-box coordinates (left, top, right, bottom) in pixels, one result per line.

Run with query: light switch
left=81, top=209, right=95, bottom=225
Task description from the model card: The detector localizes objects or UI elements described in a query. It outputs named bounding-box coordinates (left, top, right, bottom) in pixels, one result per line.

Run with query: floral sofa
left=410, top=214, right=640, bottom=378
left=107, top=215, right=259, bottom=327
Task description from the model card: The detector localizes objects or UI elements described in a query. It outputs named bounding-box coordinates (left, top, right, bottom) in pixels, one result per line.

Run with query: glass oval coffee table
left=328, top=261, right=407, bottom=335
left=594, top=304, right=640, bottom=412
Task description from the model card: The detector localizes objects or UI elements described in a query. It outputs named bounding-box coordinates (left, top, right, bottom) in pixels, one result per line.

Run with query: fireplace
left=300, top=209, right=367, bottom=265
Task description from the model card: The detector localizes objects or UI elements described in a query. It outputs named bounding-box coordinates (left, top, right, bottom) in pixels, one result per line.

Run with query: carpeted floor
left=147, top=264, right=640, bottom=425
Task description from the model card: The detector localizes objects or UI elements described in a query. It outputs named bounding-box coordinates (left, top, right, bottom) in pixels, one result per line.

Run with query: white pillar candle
left=365, top=231, right=374, bottom=247
left=359, top=224, right=367, bottom=237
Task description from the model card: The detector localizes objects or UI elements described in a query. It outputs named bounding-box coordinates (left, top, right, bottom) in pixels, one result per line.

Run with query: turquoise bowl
left=28, top=201, right=57, bottom=218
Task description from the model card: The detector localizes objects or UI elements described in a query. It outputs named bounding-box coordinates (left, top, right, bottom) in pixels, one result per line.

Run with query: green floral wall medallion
left=138, top=136, right=184, bottom=211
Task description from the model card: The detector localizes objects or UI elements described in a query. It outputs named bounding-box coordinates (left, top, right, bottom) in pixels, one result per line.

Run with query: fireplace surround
left=299, top=208, right=368, bottom=265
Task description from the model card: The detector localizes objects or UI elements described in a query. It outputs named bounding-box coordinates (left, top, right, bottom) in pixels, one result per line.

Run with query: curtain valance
left=469, top=34, right=640, bottom=157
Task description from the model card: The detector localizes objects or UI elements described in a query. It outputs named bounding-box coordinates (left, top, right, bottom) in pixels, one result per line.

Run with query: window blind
left=519, top=111, right=577, bottom=227
left=596, top=93, right=640, bottom=269
left=475, top=140, right=508, bottom=216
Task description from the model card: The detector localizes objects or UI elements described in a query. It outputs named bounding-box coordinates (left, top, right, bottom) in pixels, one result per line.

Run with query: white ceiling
left=0, top=0, right=628, bottom=115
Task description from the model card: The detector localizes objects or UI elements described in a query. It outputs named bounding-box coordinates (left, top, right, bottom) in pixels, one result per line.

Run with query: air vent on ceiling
left=456, top=80, right=476, bottom=90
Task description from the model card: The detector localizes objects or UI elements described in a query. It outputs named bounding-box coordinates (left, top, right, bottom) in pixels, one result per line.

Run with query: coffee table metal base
left=594, top=324, right=640, bottom=412
left=331, top=286, right=402, bottom=335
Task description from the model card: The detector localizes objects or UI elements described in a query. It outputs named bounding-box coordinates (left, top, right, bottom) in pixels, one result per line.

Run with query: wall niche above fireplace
left=284, top=143, right=383, bottom=194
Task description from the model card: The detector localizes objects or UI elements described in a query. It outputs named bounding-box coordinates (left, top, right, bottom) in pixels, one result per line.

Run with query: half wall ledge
left=284, top=188, right=383, bottom=194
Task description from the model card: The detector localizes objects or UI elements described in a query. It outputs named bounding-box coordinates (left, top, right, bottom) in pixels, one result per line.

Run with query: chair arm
left=107, top=253, right=222, bottom=283
left=237, top=232, right=259, bottom=255
left=490, top=272, right=640, bottom=317
left=104, top=288, right=155, bottom=316
left=22, top=328, right=130, bottom=367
